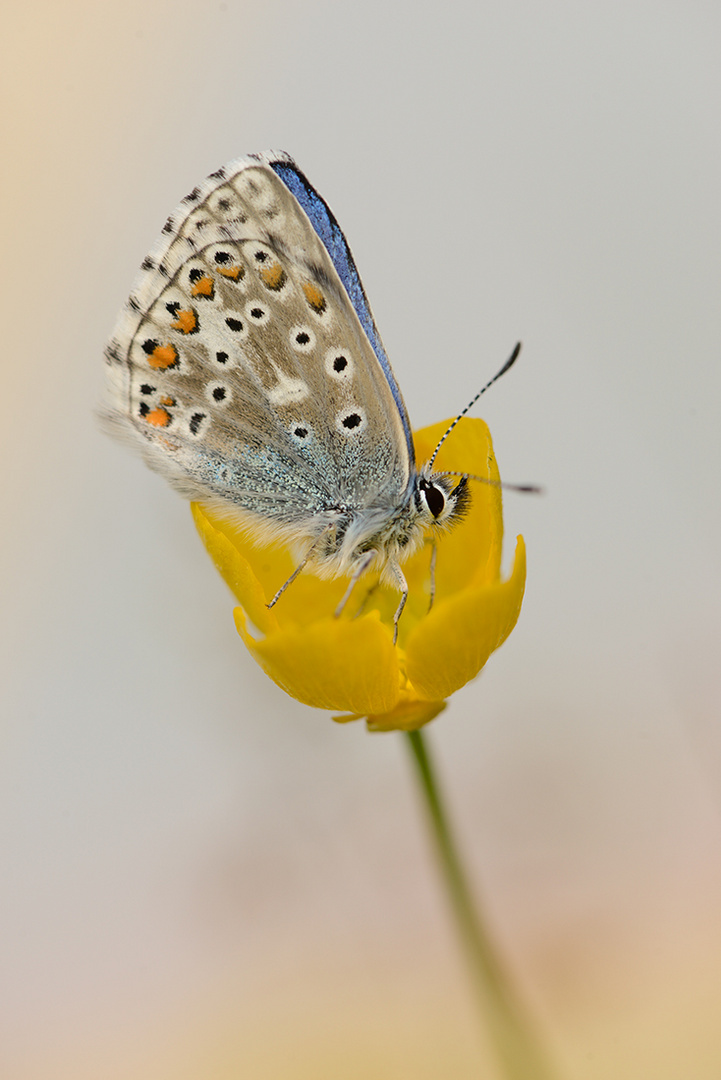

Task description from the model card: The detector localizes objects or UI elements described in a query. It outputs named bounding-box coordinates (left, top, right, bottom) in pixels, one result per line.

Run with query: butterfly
left=103, top=152, right=522, bottom=641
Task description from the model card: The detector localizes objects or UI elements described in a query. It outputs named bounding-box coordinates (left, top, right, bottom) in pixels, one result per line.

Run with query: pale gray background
left=2, top=2, right=720, bottom=1077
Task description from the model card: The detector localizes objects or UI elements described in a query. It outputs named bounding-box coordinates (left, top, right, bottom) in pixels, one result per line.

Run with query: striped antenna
left=436, top=471, right=543, bottom=495
left=427, top=342, right=522, bottom=468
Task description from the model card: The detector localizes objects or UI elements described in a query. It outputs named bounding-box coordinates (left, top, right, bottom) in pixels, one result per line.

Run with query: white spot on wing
left=245, top=301, right=270, bottom=325
left=336, top=408, right=365, bottom=435
left=325, top=347, right=353, bottom=380
left=268, top=378, right=309, bottom=406
left=186, top=410, right=211, bottom=438
left=232, top=171, right=275, bottom=212
left=206, top=382, right=232, bottom=407
left=290, top=326, right=316, bottom=352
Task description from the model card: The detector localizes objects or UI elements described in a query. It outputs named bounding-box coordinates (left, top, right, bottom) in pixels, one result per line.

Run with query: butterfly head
left=415, top=469, right=471, bottom=532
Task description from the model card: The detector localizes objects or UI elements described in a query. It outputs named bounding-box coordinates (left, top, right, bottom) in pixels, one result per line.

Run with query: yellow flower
left=191, top=417, right=526, bottom=732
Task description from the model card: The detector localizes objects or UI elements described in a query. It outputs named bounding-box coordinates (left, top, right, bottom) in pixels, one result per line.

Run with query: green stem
left=405, top=729, right=559, bottom=1080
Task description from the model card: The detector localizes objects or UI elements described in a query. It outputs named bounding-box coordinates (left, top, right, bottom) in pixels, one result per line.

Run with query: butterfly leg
left=267, top=557, right=310, bottom=609
left=428, top=542, right=438, bottom=614
left=387, top=561, right=409, bottom=646
left=352, top=580, right=380, bottom=620
left=267, top=528, right=333, bottom=610
left=334, top=551, right=375, bottom=620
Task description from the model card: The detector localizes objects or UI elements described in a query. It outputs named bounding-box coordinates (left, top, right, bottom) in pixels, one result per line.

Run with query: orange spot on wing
left=171, top=309, right=197, bottom=334
left=159, top=395, right=175, bottom=407
left=147, top=343, right=178, bottom=369
left=190, top=275, right=215, bottom=299
left=303, top=282, right=326, bottom=313
left=218, top=265, right=244, bottom=281
left=260, top=263, right=286, bottom=290
left=146, top=407, right=171, bottom=427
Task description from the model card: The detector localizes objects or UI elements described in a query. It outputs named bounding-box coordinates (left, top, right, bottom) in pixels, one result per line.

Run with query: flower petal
left=235, top=607, right=401, bottom=713
left=365, top=698, right=447, bottom=732
left=192, top=503, right=351, bottom=629
left=405, top=536, right=526, bottom=700
left=333, top=698, right=446, bottom=732
left=191, top=503, right=277, bottom=635
left=413, top=418, right=504, bottom=598
left=192, top=419, right=523, bottom=726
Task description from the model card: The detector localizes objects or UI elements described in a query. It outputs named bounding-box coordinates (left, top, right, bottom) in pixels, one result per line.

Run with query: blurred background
left=2, top=1, right=720, bottom=1077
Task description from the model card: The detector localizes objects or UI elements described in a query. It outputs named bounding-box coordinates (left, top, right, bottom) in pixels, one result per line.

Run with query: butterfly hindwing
left=103, top=155, right=412, bottom=535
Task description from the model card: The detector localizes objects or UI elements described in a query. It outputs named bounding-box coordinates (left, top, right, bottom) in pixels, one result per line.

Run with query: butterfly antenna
left=436, top=471, right=543, bottom=495
left=428, top=342, right=522, bottom=468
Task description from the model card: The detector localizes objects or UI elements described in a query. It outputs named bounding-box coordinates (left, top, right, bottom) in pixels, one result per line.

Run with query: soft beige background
left=2, top=1, right=720, bottom=1077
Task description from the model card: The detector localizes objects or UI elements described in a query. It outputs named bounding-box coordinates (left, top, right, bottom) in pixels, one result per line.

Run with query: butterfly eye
left=420, top=479, right=446, bottom=519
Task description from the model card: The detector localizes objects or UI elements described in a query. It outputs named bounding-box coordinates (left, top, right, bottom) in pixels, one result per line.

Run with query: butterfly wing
left=103, top=153, right=413, bottom=544
left=261, top=152, right=414, bottom=465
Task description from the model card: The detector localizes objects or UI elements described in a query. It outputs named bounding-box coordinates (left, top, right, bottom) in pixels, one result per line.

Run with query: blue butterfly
left=103, top=152, right=520, bottom=639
